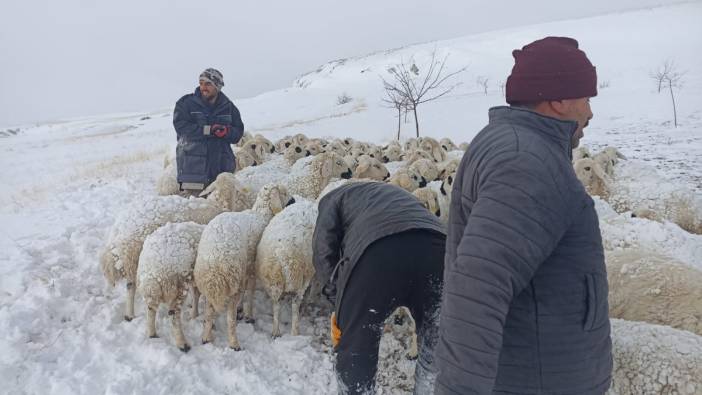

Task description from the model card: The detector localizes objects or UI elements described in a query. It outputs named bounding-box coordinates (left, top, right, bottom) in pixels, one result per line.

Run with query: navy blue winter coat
left=173, top=87, right=244, bottom=186
left=435, top=107, right=612, bottom=394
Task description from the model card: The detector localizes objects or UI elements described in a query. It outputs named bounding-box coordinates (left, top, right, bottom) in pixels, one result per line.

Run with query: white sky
left=0, top=0, right=690, bottom=127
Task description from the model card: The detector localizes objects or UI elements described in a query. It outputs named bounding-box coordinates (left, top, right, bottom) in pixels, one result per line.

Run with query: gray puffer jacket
left=313, top=182, right=446, bottom=314
left=435, top=107, right=612, bottom=394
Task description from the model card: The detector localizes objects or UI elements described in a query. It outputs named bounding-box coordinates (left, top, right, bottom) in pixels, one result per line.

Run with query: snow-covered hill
left=1, top=3, right=701, bottom=394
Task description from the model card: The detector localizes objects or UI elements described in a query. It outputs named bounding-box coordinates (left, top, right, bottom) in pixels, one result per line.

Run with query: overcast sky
left=0, top=0, right=687, bottom=127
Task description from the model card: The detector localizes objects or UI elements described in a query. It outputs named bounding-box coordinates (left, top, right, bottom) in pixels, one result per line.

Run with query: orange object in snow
left=330, top=312, right=342, bottom=347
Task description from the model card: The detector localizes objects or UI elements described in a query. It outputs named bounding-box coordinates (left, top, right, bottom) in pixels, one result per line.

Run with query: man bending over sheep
left=313, top=182, right=446, bottom=394
left=174, top=68, right=244, bottom=195
left=436, top=37, right=612, bottom=394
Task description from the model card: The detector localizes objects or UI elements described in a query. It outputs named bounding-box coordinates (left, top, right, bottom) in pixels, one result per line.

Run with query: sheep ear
left=199, top=182, right=216, bottom=198
left=592, top=164, right=611, bottom=189
left=320, top=157, right=334, bottom=180
left=356, top=161, right=369, bottom=175
left=616, top=150, right=627, bottom=160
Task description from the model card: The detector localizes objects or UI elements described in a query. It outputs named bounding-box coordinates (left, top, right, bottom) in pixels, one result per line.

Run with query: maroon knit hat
left=506, top=36, right=597, bottom=104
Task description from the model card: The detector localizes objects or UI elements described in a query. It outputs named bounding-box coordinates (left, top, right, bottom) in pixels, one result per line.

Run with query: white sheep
left=608, top=319, right=702, bottom=395
left=323, top=140, right=347, bottom=157
left=403, top=138, right=419, bottom=152
left=256, top=199, right=318, bottom=337
left=253, top=134, right=275, bottom=154
left=285, top=152, right=353, bottom=200
left=402, top=149, right=434, bottom=165
left=409, top=158, right=440, bottom=182
left=292, top=133, right=309, bottom=146
left=194, top=184, right=292, bottom=349
left=572, top=146, right=591, bottom=162
left=283, top=143, right=307, bottom=165
left=418, top=137, right=447, bottom=163
left=239, top=140, right=267, bottom=165
left=386, top=167, right=427, bottom=192
left=606, top=249, right=702, bottom=336
left=156, top=162, right=180, bottom=196
left=437, top=159, right=460, bottom=181
left=232, top=147, right=258, bottom=172
left=100, top=195, right=223, bottom=321
left=235, top=131, right=253, bottom=147
left=274, top=135, right=293, bottom=153
left=136, top=222, right=204, bottom=352
left=427, top=173, right=454, bottom=224
left=366, top=145, right=384, bottom=161
left=353, top=155, right=390, bottom=181
left=381, top=144, right=403, bottom=163
left=575, top=158, right=702, bottom=234
left=303, top=140, right=324, bottom=157
left=439, top=137, right=458, bottom=152
left=235, top=155, right=292, bottom=195
left=412, top=187, right=441, bottom=218
left=199, top=172, right=255, bottom=212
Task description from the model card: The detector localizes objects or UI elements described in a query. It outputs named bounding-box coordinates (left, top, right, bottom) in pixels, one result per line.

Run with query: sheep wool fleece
left=436, top=106, right=612, bottom=394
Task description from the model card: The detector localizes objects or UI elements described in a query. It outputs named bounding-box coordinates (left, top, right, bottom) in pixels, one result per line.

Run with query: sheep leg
left=291, top=292, right=304, bottom=336
left=407, top=312, right=418, bottom=360
left=201, top=302, right=216, bottom=345
left=243, top=270, right=256, bottom=323
left=146, top=304, right=158, bottom=338
left=169, top=297, right=189, bottom=352
left=227, top=294, right=242, bottom=350
left=271, top=299, right=282, bottom=338
left=190, top=285, right=200, bottom=319
left=125, top=282, right=135, bottom=321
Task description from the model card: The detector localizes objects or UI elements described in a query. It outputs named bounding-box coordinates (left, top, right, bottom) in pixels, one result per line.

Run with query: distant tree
left=650, top=60, right=685, bottom=127
left=476, top=76, right=489, bottom=95
left=382, top=86, right=410, bottom=140
left=498, top=81, right=506, bottom=97
left=382, top=51, right=466, bottom=137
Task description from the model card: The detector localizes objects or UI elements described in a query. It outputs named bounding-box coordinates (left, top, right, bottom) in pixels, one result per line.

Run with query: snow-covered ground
left=1, top=3, right=701, bottom=394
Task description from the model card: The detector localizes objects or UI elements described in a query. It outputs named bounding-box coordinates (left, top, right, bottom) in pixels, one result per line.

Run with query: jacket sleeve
left=223, top=103, right=244, bottom=144
left=173, top=98, right=206, bottom=141
left=435, top=151, right=572, bottom=394
left=312, top=191, right=343, bottom=291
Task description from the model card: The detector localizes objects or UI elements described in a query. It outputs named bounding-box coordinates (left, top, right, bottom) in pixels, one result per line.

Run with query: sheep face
left=382, top=145, right=403, bottom=163
left=254, top=135, right=275, bottom=154
left=235, top=150, right=256, bottom=172
left=283, top=143, right=306, bottom=165
left=366, top=145, right=383, bottom=160
left=409, top=158, right=440, bottom=182
left=404, top=138, right=419, bottom=152
left=387, top=168, right=424, bottom=192
left=572, top=146, right=591, bottom=162
left=419, top=137, right=447, bottom=162
left=319, top=152, right=353, bottom=181
left=292, top=133, right=309, bottom=146
left=573, top=158, right=610, bottom=198
left=304, top=141, right=323, bottom=157
left=324, top=141, right=347, bottom=157
left=413, top=188, right=441, bottom=217
left=439, top=137, right=458, bottom=152
left=403, top=149, right=433, bottom=165
left=200, top=173, right=252, bottom=212
left=353, top=155, right=390, bottom=181
left=275, top=136, right=293, bottom=153
left=254, top=184, right=290, bottom=215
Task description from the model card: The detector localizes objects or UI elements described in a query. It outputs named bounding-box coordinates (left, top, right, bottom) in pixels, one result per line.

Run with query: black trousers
left=335, top=229, right=445, bottom=394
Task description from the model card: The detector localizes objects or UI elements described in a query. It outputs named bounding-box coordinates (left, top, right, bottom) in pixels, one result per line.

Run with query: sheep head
left=353, top=155, right=390, bottom=181
left=318, top=152, right=353, bottom=182
left=413, top=187, right=441, bottom=218
left=409, top=158, right=440, bottom=182
left=573, top=158, right=611, bottom=198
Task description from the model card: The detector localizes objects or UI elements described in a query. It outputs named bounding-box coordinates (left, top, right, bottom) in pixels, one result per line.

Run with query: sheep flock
left=99, top=132, right=702, bottom=394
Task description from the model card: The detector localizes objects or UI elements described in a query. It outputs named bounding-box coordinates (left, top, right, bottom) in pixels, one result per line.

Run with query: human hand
left=212, top=124, right=230, bottom=138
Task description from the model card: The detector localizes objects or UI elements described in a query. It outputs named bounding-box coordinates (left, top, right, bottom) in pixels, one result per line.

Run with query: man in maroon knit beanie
left=506, top=36, right=596, bottom=148
left=435, top=37, right=612, bottom=394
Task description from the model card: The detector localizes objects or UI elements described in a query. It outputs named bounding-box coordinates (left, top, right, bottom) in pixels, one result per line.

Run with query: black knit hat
left=199, top=68, right=224, bottom=90
left=506, top=37, right=597, bottom=104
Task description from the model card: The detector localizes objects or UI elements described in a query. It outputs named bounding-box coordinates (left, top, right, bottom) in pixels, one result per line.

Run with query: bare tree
left=476, top=76, right=489, bottom=95
left=650, top=60, right=685, bottom=127
left=382, top=51, right=466, bottom=137
left=499, top=81, right=506, bottom=97
left=382, top=86, right=410, bottom=140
